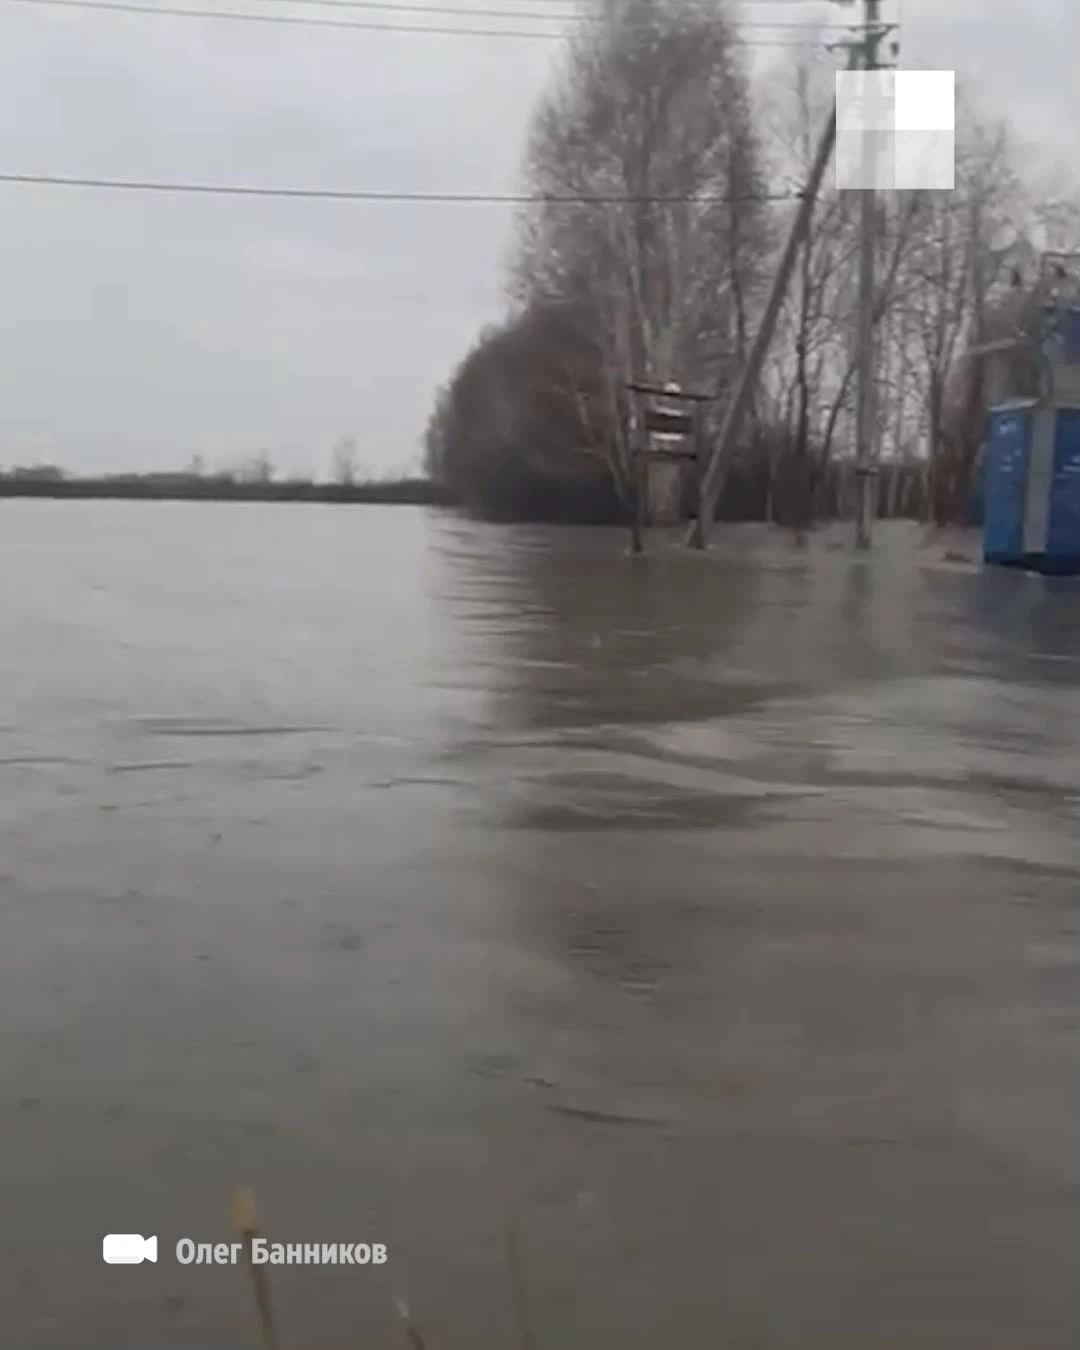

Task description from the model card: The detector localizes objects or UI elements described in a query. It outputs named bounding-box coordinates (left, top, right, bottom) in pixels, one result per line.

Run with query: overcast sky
left=0, top=0, right=1069, bottom=477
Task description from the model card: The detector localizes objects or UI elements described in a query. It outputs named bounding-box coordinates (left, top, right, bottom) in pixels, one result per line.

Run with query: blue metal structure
left=1047, top=407, right=1080, bottom=565
left=983, top=399, right=1080, bottom=574
left=982, top=291, right=1080, bottom=574
left=983, top=400, right=1032, bottom=563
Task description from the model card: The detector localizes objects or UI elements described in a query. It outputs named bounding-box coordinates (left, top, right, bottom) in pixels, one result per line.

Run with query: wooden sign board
left=643, top=408, right=693, bottom=437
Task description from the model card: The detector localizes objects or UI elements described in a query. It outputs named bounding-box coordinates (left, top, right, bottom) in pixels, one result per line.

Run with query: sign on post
left=624, top=379, right=712, bottom=552
left=643, top=408, right=694, bottom=438
left=643, top=383, right=696, bottom=455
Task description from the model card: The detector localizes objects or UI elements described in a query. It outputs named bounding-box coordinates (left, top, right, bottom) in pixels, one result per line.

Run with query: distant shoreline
left=0, top=475, right=451, bottom=506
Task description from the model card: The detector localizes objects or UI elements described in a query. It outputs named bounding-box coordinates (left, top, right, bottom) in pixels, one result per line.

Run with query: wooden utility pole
left=853, top=0, right=885, bottom=548
left=687, top=105, right=838, bottom=548
left=629, top=399, right=644, bottom=554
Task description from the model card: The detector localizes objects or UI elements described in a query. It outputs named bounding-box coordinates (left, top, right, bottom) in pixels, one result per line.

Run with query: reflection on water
left=1, top=503, right=1079, bottom=1350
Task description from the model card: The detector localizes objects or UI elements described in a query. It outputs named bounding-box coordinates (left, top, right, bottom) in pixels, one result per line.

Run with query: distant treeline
left=0, top=461, right=977, bottom=524
left=0, top=469, right=449, bottom=506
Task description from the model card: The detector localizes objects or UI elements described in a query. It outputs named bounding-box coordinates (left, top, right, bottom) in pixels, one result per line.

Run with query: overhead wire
left=0, top=172, right=804, bottom=202
left=10, top=0, right=854, bottom=27
left=5, top=0, right=833, bottom=42
left=0, top=0, right=833, bottom=204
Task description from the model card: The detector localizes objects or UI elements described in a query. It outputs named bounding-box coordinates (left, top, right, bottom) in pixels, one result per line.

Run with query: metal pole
left=853, top=0, right=883, bottom=548
left=688, top=103, right=838, bottom=548
left=629, top=398, right=644, bottom=554
left=632, top=449, right=645, bottom=553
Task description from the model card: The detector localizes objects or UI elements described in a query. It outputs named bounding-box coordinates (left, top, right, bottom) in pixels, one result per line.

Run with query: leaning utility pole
left=852, top=0, right=885, bottom=548
left=687, top=104, right=838, bottom=548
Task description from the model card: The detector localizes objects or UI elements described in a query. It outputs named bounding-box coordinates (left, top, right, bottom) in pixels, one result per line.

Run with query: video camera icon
left=102, top=1234, right=158, bottom=1264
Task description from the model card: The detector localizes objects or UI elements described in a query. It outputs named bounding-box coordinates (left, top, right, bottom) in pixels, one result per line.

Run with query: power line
left=258, top=0, right=849, bottom=28
left=42, top=0, right=854, bottom=28
left=0, top=171, right=802, bottom=202
left=373, top=0, right=838, bottom=5
left=6, top=0, right=827, bottom=41
left=264, top=0, right=582, bottom=8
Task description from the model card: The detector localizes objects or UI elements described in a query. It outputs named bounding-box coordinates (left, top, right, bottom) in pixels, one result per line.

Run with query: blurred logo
left=102, top=1234, right=158, bottom=1264
left=835, top=70, right=955, bottom=192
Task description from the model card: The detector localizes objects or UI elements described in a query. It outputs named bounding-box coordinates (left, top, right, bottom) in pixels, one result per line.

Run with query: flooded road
left=1, top=502, right=1078, bottom=1349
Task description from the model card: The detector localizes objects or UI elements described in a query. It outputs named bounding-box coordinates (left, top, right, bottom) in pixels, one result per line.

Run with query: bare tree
left=889, top=101, right=1024, bottom=524
left=421, top=302, right=622, bottom=520
left=235, top=452, right=275, bottom=484
left=760, top=44, right=922, bottom=530
left=509, top=0, right=769, bottom=505
left=331, top=437, right=359, bottom=487
left=759, top=46, right=858, bottom=527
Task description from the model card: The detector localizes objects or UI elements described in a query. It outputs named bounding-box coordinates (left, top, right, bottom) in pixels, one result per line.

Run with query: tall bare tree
left=510, top=0, right=769, bottom=503
left=892, top=100, right=1023, bottom=523
left=760, top=44, right=921, bottom=529
left=331, top=437, right=359, bottom=487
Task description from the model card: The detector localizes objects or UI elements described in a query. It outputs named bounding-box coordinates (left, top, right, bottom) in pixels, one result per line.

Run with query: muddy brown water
left=1, top=503, right=1078, bottom=1348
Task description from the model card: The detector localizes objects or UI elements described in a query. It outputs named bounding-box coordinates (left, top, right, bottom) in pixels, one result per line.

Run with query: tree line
left=425, top=0, right=1074, bottom=529
left=0, top=472, right=443, bottom=505
left=0, top=442, right=443, bottom=504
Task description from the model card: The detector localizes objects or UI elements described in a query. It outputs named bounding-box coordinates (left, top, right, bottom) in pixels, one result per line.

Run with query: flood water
left=2, top=501, right=1079, bottom=1349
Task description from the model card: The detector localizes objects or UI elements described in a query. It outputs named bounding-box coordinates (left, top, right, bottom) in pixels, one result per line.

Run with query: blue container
left=1063, top=307, right=1080, bottom=363
left=983, top=401, right=1080, bottom=574
left=1043, top=303, right=1080, bottom=365
left=1048, top=407, right=1080, bottom=560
